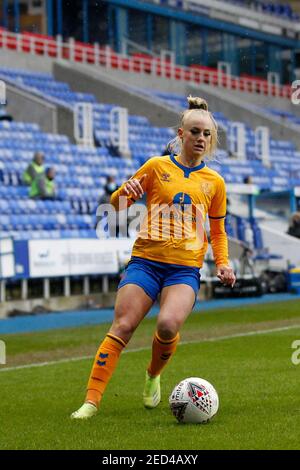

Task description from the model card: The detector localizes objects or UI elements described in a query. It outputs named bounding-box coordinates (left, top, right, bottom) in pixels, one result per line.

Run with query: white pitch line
left=1, top=323, right=300, bottom=373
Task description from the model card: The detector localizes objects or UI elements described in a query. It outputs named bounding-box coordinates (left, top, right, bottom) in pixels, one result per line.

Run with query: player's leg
left=71, top=284, right=153, bottom=419
left=143, top=284, right=195, bottom=408
left=86, top=284, right=153, bottom=405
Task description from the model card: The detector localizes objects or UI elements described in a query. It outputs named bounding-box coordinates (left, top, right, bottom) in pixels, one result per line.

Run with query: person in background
left=30, top=167, right=56, bottom=200
left=243, top=176, right=253, bottom=185
left=22, top=152, right=45, bottom=186
left=287, top=212, right=300, bottom=239
left=243, top=175, right=260, bottom=212
left=104, top=176, right=118, bottom=201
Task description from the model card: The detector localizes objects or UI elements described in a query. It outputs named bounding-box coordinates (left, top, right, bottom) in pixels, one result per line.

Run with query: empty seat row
left=0, top=214, right=96, bottom=231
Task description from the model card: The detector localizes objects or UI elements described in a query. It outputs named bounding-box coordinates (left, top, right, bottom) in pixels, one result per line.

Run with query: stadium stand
left=2, top=4, right=300, bottom=452
left=0, top=67, right=299, bottom=266
left=139, top=89, right=300, bottom=188
left=0, top=29, right=292, bottom=99
left=1, top=0, right=299, bottom=263
left=150, top=0, right=299, bottom=21
left=253, top=106, right=300, bottom=128
left=226, top=0, right=299, bottom=20
left=1, top=67, right=299, bottom=190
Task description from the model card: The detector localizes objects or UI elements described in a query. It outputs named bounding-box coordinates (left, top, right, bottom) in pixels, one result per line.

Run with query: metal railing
left=0, top=28, right=291, bottom=99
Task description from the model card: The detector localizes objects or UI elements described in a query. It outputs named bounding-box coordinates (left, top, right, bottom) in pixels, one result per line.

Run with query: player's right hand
left=122, top=174, right=147, bottom=199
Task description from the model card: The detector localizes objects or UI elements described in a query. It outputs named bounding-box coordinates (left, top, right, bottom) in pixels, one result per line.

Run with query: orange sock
left=86, top=333, right=126, bottom=407
left=147, top=331, right=180, bottom=377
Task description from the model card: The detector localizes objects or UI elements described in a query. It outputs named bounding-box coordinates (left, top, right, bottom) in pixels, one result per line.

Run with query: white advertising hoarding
left=0, top=254, right=15, bottom=278
left=0, top=238, right=15, bottom=278
left=107, top=238, right=135, bottom=265
left=28, top=239, right=120, bottom=278
left=68, top=239, right=118, bottom=275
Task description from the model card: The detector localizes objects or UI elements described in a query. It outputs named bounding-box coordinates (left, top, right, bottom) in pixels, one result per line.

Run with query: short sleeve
left=208, top=177, right=227, bottom=219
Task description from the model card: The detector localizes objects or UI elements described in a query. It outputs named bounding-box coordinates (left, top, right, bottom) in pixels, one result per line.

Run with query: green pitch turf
left=1, top=299, right=300, bottom=450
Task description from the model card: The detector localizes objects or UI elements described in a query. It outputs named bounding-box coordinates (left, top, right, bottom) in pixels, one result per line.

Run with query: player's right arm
left=110, top=175, right=147, bottom=211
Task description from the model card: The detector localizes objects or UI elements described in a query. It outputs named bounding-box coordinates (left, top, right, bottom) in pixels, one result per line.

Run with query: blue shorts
left=118, top=256, right=200, bottom=303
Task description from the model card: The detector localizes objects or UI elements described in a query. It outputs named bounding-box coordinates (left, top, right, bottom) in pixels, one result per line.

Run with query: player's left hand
left=216, top=265, right=236, bottom=288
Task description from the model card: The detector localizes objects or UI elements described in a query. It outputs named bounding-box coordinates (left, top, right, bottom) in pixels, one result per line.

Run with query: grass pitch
left=1, top=299, right=300, bottom=450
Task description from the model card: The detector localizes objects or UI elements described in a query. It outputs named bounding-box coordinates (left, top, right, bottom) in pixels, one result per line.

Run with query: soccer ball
left=169, top=377, right=219, bottom=424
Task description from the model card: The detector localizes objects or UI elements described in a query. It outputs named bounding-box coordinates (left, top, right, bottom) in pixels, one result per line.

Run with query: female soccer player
left=71, top=96, right=236, bottom=419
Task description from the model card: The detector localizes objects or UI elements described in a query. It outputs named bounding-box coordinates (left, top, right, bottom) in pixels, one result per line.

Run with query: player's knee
left=157, top=320, right=179, bottom=340
left=111, top=317, right=136, bottom=340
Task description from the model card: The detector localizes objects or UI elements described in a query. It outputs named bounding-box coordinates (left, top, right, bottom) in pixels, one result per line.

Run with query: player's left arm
left=208, top=178, right=236, bottom=288
left=209, top=218, right=236, bottom=287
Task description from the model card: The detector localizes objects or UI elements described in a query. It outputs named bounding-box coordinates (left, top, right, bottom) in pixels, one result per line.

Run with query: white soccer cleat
left=70, top=402, right=98, bottom=420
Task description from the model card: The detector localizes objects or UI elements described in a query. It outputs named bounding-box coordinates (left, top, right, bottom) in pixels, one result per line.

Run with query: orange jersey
left=111, top=155, right=229, bottom=268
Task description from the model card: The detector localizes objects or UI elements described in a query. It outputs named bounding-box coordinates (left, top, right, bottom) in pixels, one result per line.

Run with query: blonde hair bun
left=187, top=95, right=208, bottom=111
